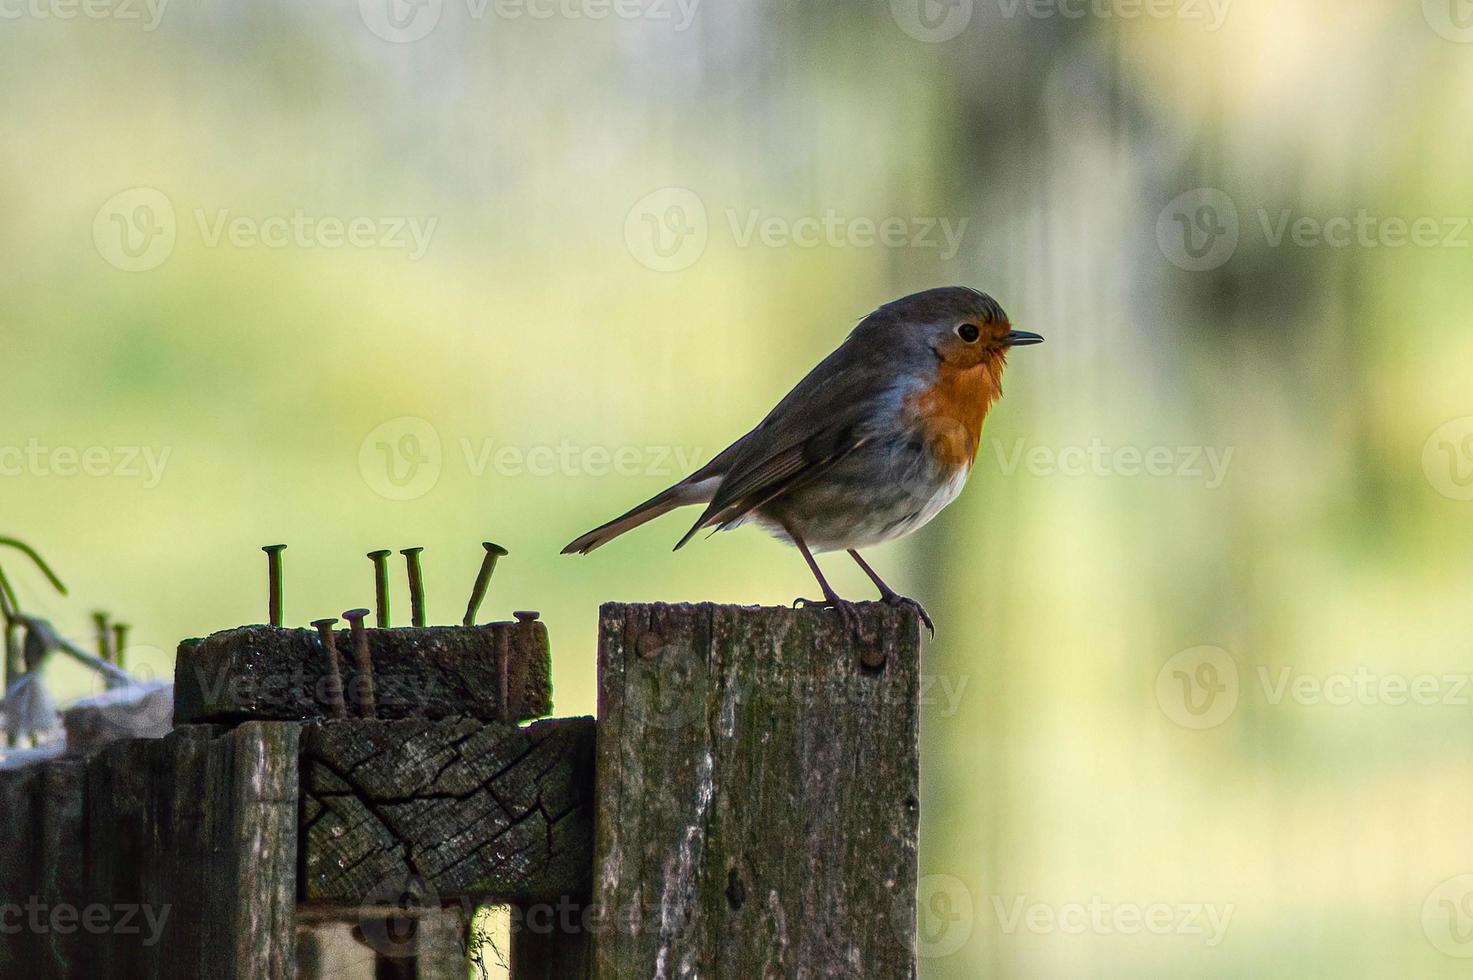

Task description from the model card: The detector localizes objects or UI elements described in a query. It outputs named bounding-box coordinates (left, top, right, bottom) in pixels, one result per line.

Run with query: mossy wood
left=172, top=621, right=551, bottom=724
left=591, top=602, right=923, bottom=980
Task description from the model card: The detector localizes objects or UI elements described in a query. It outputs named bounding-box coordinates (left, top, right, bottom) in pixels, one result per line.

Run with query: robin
left=562, top=286, right=1042, bottom=632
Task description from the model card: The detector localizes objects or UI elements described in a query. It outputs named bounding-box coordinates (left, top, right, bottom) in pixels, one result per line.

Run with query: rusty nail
left=92, top=611, right=112, bottom=662
left=367, top=550, right=392, bottom=628
left=462, top=542, right=508, bottom=627
left=512, top=610, right=540, bottom=624
left=342, top=608, right=376, bottom=718
left=111, top=623, right=129, bottom=670
left=262, top=545, right=287, bottom=627
left=400, top=548, right=426, bottom=627
left=311, top=617, right=349, bottom=719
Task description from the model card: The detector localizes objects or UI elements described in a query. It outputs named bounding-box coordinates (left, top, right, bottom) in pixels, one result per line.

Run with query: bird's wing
left=672, top=340, right=890, bottom=549
left=672, top=425, right=867, bottom=549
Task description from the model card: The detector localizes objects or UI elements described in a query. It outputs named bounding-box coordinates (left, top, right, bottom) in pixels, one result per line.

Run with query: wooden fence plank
left=299, top=716, right=595, bottom=907
left=38, top=759, right=86, bottom=974
left=174, top=621, right=552, bottom=725
left=592, top=602, right=922, bottom=980
left=0, top=764, right=42, bottom=976
left=82, top=722, right=301, bottom=980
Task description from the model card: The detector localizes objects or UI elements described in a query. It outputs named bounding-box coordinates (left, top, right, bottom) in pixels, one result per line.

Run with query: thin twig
left=0, top=538, right=68, bottom=596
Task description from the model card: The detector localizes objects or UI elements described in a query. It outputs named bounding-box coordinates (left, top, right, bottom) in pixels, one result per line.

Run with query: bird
left=562, top=286, right=1042, bottom=633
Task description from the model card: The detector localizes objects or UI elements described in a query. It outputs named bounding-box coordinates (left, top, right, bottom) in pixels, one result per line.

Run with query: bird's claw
left=792, top=595, right=865, bottom=635
left=794, top=594, right=932, bottom=637
left=881, top=593, right=935, bottom=636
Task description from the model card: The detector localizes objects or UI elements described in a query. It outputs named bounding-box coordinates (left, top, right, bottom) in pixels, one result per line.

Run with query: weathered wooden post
left=175, top=619, right=593, bottom=980
left=0, top=615, right=594, bottom=980
left=589, top=603, right=923, bottom=979
left=0, top=723, right=302, bottom=979
left=3, top=599, right=921, bottom=979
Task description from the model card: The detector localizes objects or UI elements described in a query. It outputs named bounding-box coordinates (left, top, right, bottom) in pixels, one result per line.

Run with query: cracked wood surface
left=299, top=716, right=595, bottom=905
left=1, top=716, right=588, bottom=977
left=593, top=602, right=922, bottom=980
left=173, top=620, right=552, bottom=724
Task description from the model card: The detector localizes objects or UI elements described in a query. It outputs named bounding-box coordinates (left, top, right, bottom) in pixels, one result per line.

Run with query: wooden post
left=84, top=722, right=301, bottom=979
left=0, top=723, right=300, bottom=979
left=0, top=762, right=43, bottom=974
left=591, top=603, right=923, bottom=980
left=297, top=716, right=593, bottom=904
left=173, top=621, right=552, bottom=725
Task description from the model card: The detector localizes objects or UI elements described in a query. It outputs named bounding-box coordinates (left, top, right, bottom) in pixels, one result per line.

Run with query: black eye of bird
left=956, top=323, right=980, bottom=343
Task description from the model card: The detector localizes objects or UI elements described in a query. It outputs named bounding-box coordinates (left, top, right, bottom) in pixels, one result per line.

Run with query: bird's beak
left=1004, top=329, right=1044, bottom=347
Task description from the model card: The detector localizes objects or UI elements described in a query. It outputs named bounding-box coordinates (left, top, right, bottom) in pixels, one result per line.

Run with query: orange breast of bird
left=905, top=357, right=1006, bottom=471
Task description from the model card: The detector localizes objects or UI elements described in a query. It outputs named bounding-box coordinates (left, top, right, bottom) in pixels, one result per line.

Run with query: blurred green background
left=4, top=0, right=1473, bottom=975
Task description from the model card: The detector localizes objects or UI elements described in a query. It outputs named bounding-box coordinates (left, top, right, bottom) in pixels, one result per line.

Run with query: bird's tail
left=561, top=478, right=718, bottom=555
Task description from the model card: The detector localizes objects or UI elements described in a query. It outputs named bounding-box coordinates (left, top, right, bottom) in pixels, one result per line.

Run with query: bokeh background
left=4, top=0, right=1473, bottom=975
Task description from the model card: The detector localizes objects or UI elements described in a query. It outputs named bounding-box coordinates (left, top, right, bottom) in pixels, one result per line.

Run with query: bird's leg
left=847, top=550, right=934, bottom=635
left=788, top=533, right=862, bottom=634
left=790, top=535, right=845, bottom=607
